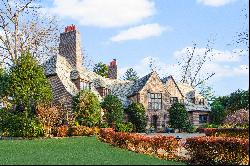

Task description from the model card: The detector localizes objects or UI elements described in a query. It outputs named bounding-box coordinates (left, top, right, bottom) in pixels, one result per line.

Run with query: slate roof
left=43, top=55, right=78, bottom=96
left=177, top=83, right=210, bottom=112
left=43, top=55, right=210, bottom=111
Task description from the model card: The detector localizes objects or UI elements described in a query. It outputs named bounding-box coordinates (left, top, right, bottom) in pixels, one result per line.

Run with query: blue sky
left=43, top=0, right=249, bottom=96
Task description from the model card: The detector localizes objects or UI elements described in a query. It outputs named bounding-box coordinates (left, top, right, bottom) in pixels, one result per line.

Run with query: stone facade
left=43, top=26, right=211, bottom=130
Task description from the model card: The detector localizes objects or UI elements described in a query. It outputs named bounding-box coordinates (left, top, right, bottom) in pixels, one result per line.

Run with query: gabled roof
left=162, top=75, right=184, bottom=98
left=126, top=72, right=153, bottom=97
left=42, top=55, right=79, bottom=96
left=177, top=83, right=204, bottom=99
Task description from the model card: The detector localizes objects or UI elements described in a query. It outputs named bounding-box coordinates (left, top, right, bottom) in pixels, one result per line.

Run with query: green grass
left=0, top=136, right=185, bottom=165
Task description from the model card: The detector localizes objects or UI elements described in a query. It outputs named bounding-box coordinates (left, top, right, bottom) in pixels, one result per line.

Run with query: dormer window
left=97, top=87, right=111, bottom=98
left=180, top=99, right=184, bottom=104
left=199, top=98, right=205, bottom=105
left=80, top=81, right=91, bottom=90
left=170, top=97, right=178, bottom=104
left=191, top=97, right=196, bottom=104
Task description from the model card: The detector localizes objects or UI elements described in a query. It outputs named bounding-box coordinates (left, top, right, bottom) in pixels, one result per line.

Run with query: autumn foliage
left=185, top=136, right=249, bottom=165
left=99, top=128, right=179, bottom=160
left=204, top=128, right=249, bottom=139
left=69, top=126, right=100, bottom=136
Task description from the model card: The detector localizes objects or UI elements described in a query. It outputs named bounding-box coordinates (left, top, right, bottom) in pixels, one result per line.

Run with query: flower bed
left=185, top=136, right=249, bottom=165
left=204, top=128, right=249, bottom=139
left=99, top=128, right=179, bottom=160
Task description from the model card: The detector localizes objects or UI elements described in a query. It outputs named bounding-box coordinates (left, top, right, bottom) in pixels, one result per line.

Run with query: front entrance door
left=152, top=115, right=158, bottom=130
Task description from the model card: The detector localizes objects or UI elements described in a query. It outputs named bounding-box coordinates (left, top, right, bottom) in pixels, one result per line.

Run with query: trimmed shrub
left=101, top=95, right=124, bottom=126
left=185, top=123, right=196, bottom=133
left=0, top=110, right=44, bottom=138
left=126, top=103, right=147, bottom=132
left=68, top=126, right=100, bottom=136
left=73, top=90, right=101, bottom=127
left=115, top=122, right=133, bottom=132
left=99, top=128, right=179, bottom=160
left=204, top=128, right=249, bottom=139
left=169, top=103, right=189, bottom=131
left=185, top=136, right=249, bottom=165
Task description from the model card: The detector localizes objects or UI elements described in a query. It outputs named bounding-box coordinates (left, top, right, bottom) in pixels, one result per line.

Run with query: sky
left=42, top=0, right=249, bottom=96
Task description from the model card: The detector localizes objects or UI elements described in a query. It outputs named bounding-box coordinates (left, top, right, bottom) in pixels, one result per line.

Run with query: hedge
left=68, top=126, right=100, bottom=136
left=99, top=128, right=179, bottom=160
left=204, top=128, right=249, bottom=139
left=185, top=136, right=249, bottom=165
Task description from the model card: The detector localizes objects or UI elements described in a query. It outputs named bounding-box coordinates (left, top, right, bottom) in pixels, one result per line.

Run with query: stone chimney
left=108, top=59, right=118, bottom=79
left=59, top=25, right=83, bottom=70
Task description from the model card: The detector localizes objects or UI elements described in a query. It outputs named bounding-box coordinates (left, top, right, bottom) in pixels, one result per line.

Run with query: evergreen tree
left=101, top=95, right=124, bottom=126
left=126, top=102, right=147, bottom=132
left=8, top=52, right=52, bottom=117
left=169, top=103, right=189, bottom=131
left=123, top=68, right=139, bottom=81
left=93, top=62, right=109, bottom=78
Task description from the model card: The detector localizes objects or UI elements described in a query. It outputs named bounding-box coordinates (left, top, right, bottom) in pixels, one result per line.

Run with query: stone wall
left=139, top=72, right=172, bottom=131
left=189, top=111, right=209, bottom=127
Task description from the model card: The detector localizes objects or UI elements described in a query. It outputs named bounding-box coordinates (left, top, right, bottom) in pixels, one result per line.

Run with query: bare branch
left=195, top=73, right=215, bottom=87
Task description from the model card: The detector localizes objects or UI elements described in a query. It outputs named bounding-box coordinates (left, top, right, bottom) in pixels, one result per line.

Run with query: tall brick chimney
left=59, top=25, right=83, bottom=70
left=108, top=59, right=118, bottom=79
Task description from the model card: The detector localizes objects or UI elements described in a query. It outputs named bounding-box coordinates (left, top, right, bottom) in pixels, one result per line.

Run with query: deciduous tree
left=178, top=39, right=216, bottom=88
left=0, top=0, right=60, bottom=67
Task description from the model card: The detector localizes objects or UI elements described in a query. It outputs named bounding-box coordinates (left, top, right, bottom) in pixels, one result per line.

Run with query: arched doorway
left=151, top=115, right=158, bottom=130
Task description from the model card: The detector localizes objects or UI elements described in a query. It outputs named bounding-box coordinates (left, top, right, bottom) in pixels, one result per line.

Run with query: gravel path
left=141, top=132, right=205, bottom=139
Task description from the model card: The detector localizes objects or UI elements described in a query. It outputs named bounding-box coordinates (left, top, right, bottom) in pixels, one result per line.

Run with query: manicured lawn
left=0, top=136, right=185, bottom=165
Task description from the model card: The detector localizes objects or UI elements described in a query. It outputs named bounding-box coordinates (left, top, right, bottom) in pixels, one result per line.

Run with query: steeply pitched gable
left=163, top=75, right=184, bottom=98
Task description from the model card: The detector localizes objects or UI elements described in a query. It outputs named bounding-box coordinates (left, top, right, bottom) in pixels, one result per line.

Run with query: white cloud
left=174, top=47, right=243, bottom=63
left=110, top=24, right=169, bottom=42
left=119, top=51, right=248, bottom=85
left=173, top=46, right=249, bottom=83
left=118, top=56, right=181, bottom=80
left=197, top=0, right=237, bottom=7
left=204, top=63, right=249, bottom=81
left=50, top=0, right=155, bottom=28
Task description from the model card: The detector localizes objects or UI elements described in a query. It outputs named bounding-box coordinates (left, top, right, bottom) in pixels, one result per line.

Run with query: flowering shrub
left=99, top=128, right=178, bottom=160
left=68, top=126, right=100, bottom=136
left=185, top=136, right=249, bottom=165
left=204, top=128, right=249, bottom=139
left=222, top=109, right=249, bottom=129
